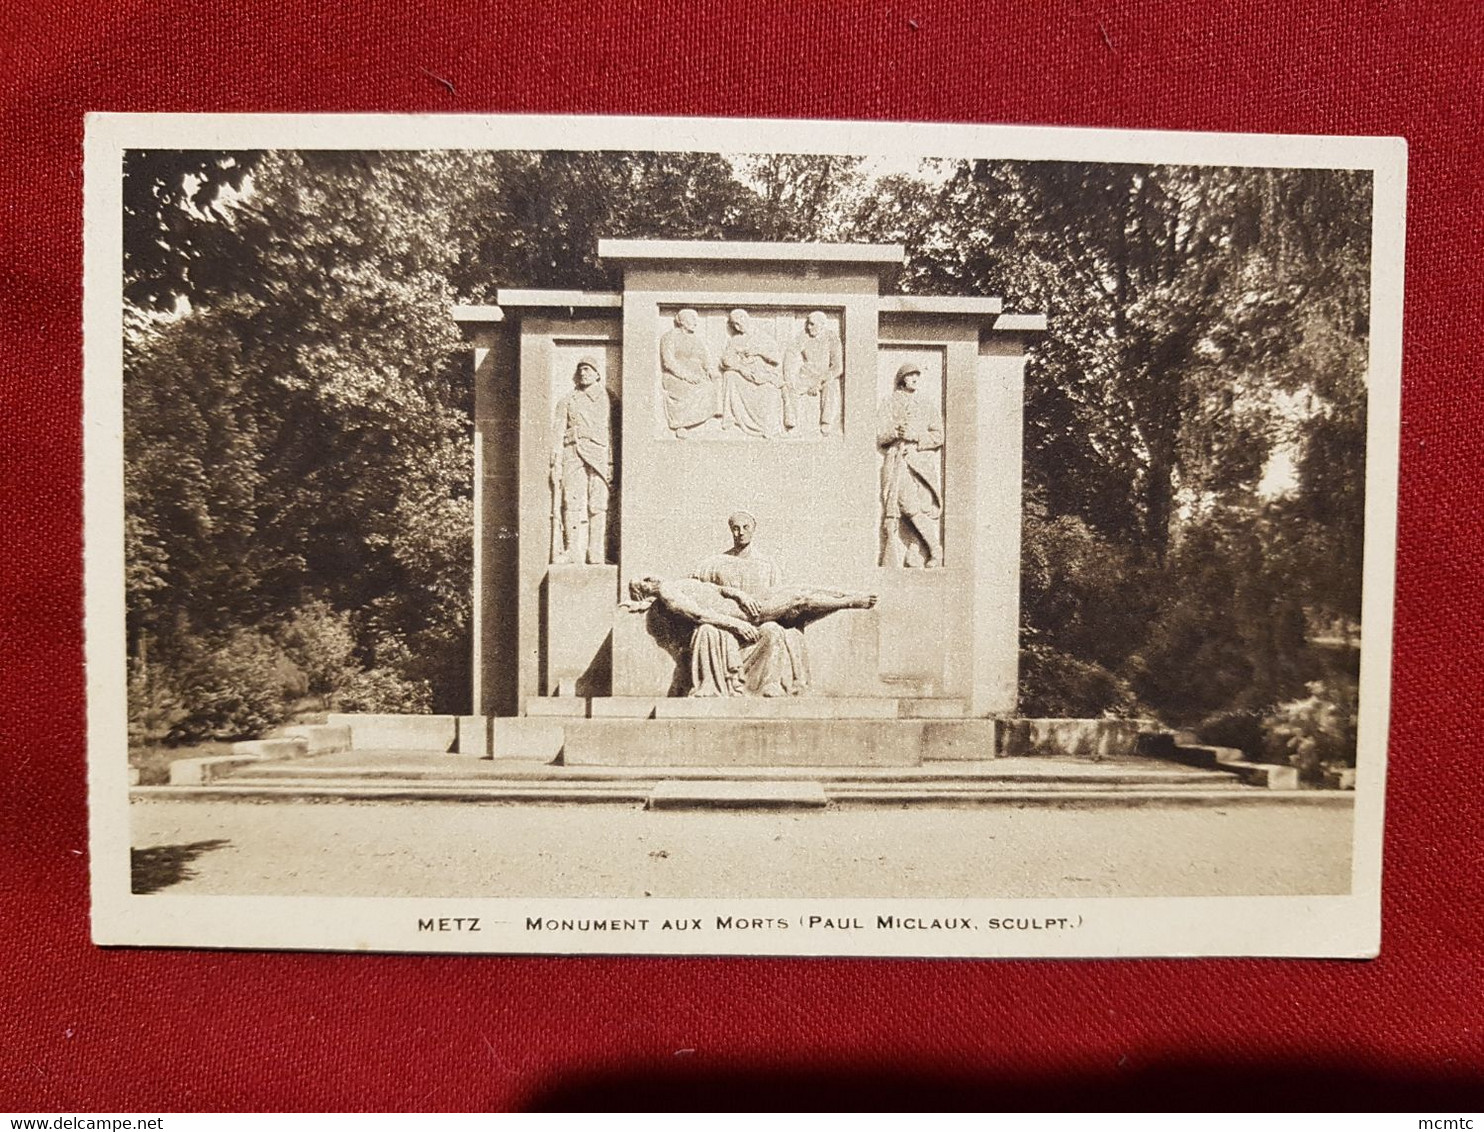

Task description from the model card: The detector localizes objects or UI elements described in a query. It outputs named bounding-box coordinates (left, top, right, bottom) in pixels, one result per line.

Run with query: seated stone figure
left=718, top=308, right=784, bottom=437
left=658, top=307, right=721, bottom=435
left=625, top=575, right=877, bottom=698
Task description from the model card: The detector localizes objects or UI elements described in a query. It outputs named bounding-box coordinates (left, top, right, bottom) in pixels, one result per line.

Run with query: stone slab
left=455, top=715, right=490, bottom=757
left=1238, top=763, right=1300, bottom=791
left=589, top=697, right=657, bottom=718
left=875, top=570, right=949, bottom=691
left=169, top=754, right=269, bottom=786
left=802, top=608, right=889, bottom=697
left=491, top=718, right=564, bottom=763
left=451, top=304, right=505, bottom=324
left=918, top=721, right=999, bottom=761
left=647, top=779, right=829, bottom=810
left=652, top=697, right=900, bottom=720
left=281, top=725, right=352, bottom=755
left=998, top=718, right=1157, bottom=761
left=1323, top=767, right=1358, bottom=790
left=560, top=718, right=997, bottom=767
left=611, top=605, right=682, bottom=697
left=599, top=239, right=905, bottom=265
left=562, top=719, right=919, bottom=766
left=992, top=312, right=1049, bottom=332
left=880, top=295, right=1003, bottom=316
left=327, top=713, right=458, bottom=752
left=494, top=289, right=622, bottom=309
left=544, top=564, right=617, bottom=697
left=899, top=698, right=969, bottom=718
left=525, top=697, right=589, bottom=717
left=1205, top=746, right=1300, bottom=790
left=1145, top=740, right=1301, bottom=791
left=231, top=737, right=309, bottom=761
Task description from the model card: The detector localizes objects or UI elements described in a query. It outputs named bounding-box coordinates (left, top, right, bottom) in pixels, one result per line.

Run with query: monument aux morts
left=449, top=240, right=1048, bottom=767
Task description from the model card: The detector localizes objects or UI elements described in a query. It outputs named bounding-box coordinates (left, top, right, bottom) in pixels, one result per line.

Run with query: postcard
left=86, top=113, right=1404, bottom=956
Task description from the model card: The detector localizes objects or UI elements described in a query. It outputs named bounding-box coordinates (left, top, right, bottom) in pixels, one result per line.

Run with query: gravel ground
left=131, top=798, right=1353, bottom=898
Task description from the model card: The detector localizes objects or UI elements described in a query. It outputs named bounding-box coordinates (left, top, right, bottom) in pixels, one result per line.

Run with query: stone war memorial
left=450, top=239, right=1048, bottom=770
left=173, top=238, right=1309, bottom=798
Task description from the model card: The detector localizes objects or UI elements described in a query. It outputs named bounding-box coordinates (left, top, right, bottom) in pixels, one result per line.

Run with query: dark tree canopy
left=123, top=151, right=263, bottom=311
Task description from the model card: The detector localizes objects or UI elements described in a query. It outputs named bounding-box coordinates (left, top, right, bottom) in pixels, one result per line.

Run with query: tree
left=125, top=150, right=473, bottom=721
left=731, top=154, right=866, bottom=241
left=443, top=150, right=774, bottom=300
left=123, top=150, right=262, bottom=311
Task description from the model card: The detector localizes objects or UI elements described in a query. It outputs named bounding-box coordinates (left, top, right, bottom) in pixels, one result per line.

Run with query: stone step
left=227, top=757, right=1232, bottom=788
left=227, top=775, right=652, bottom=793
left=131, top=781, right=1350, bottom=809
left=559, top=718, right=997, bottom=766
left=826, top=789, right=1347, bottom=810
left=647, top=780, right=829, bottom=810
left=832, top=781, right=1252, bottom=797
left=652, top=696, right=899, bottom=720
left=131, top=782, right=655, bottom=804
left=535, top=697, right=973, bottom=720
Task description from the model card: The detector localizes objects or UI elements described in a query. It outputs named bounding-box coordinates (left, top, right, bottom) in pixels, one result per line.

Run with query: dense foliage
left=124, top=149, right=1366, bottom=770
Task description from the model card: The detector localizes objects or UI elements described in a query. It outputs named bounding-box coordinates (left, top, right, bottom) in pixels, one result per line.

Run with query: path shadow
left=131, top=839, right=231, bottom=894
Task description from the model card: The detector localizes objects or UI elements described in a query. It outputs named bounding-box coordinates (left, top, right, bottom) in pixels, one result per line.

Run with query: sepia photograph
left=85, top=114, right=1403, bottom=957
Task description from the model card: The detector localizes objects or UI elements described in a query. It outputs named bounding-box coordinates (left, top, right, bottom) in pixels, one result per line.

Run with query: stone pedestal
left=542, top=564, right=617, bottom=697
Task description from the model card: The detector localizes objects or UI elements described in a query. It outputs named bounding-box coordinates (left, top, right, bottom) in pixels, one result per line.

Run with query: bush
left=1019, top=642, right=1139, bottom=718
left=127, top=653, right=186, bottom=748
left=164, top=629, right=291, bottom=742
left=334, top=666, right=433, bottom=714
left=276, top=599, right=360, bottom=700
left=1261, top=679, right=1358, bottom=783
left=1195, top=709, right=1268, bottom=762
left=1021, top=504, right=1157, bottom=676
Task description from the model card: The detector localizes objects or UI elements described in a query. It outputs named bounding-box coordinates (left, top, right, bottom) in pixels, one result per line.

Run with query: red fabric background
left=3, top=0, right=1481, bottom=1112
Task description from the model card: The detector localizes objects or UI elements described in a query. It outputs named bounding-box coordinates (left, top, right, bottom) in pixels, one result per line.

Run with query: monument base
left=529, top=695, right=970, bottom=719
left=559, top=717, right=997, bottom=767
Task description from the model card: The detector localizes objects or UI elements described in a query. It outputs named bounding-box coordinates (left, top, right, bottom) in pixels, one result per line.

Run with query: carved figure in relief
left=658, top=308, right=721, bottom=435
left=783, top=310, right=845, bottom=435
left=688, top=511, right=801, bottom=694
left=624, top=511, right=876, bottom=697
left=626, top=574, right=877, bottom=696
left=878, top=362, right=944, bottom=568
left=718, top=309, right=784, bottom=437
left=549, top=356, right=613, bottom=565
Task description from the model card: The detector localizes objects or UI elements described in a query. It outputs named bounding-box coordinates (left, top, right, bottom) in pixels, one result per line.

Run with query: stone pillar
left=971, top=326, right=1036, bottom=716
left=470, top=320, right=519, bottom=717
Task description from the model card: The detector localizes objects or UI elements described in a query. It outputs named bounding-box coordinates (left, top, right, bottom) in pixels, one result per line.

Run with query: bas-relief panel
left=654, top=306, right=845, bottom=440
left=876, top=346, right=946, bottom=568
